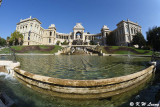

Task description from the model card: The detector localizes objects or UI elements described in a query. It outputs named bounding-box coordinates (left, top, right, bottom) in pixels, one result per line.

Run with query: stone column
left=103, top=32, right=106, bottom=46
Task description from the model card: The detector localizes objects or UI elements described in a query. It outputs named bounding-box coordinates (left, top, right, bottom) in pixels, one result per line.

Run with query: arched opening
left=76, top=32, right=82, bottom=39
left=50, top=31, right=52, bottom=36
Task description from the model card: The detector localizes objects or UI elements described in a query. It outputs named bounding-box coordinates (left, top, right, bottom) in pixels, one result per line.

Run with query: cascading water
left=0, top=72, right=15, bottom=81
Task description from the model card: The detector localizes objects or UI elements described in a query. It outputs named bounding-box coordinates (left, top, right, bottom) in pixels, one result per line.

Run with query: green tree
left=0, top=37, right=6, bottom=46
left=10, top=31, right=23, bottom=46
left=132, top=32, right=146, bottom=49
left=146, top=26, right=160, bottom=51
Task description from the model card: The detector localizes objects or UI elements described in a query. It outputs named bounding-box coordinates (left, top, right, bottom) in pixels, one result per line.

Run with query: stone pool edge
left=0, top=60, right=156, bottom=99
left=13, top=64, right=155, bottom=95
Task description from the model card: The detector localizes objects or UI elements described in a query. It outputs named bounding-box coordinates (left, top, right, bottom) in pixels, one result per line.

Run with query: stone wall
left=14, top=65, right=155, bottom=99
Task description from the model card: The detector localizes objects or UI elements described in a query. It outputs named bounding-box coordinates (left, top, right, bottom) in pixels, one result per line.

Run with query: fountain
left=1, top=55, right=153, bottom=98
left=0, top=53, right=158, bottom=106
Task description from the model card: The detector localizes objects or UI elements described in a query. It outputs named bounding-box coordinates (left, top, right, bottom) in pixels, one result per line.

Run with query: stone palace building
left=16, top=16, right=142, bottom=46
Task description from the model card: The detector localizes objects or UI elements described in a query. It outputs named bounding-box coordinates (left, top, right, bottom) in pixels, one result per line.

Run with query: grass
left=0, top=45, right=152, bottom=55
left=114, top=51, right=134, bottom=54
left=39, top=45, right=48, bottom=49
left=110, top=46, right=120, bottom=49
left=0, top=45, right=62, bottom=54
left=11, top=46, right=25, bottom=51
left=0, top=48, right=10, bottom=54
left=97, top=46, right=152, bottom=55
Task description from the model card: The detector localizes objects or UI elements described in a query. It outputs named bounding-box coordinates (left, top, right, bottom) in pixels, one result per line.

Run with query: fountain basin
left=0, top=55, right=156, bottom=99
left=13, top=65, right=155, bottom=99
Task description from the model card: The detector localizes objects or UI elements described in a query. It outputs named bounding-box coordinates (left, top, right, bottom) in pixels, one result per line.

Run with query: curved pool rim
left=13, top=63, right=155, bottom=99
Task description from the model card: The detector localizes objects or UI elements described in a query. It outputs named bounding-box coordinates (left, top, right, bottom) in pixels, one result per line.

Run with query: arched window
left=50, top=32, right=52, bottom=36
left=131, top=28, right=133, bottom=34
left=134, top=28, right=136, bottom=34
left=76, top=32, right=82, bottom=39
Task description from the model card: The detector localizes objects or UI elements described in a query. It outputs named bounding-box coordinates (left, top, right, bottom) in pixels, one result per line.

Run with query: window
left=49, top=38, right=51, bottom=43
left=131, top=28, right=133, bottom=34
left=121, top=28, right=123, bottom=34
left=28, top=31, right=31, bottom=40
left=50, top=32, right=52, bottom=36
left=126, top=27, right=129, bottom=33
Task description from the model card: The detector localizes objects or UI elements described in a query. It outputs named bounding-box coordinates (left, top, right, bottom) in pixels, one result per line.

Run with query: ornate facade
left=16, top=16, right=141, bottom=46
left=113, top=19, right=142, bottom=46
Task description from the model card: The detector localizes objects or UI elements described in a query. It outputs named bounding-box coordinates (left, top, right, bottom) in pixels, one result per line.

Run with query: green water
left=16, top=55, right=150, bottom=80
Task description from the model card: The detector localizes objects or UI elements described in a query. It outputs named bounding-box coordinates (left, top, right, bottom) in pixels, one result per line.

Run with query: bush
left=90, top=40, right=97, bottom=45
left=142, top=46, right=150, bottom=50
left=56, top=41, right=60, bottom=45
left=61, top=40, right=69, bottom=45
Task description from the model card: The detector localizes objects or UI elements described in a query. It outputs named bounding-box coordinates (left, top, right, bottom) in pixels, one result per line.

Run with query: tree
left=132, top=32, right=146, bottom=49
left=146, top=26, right=160, bottom=51
left=9, top=31, right=23, bottom=46
left=0, top=37, right=6, bottom=46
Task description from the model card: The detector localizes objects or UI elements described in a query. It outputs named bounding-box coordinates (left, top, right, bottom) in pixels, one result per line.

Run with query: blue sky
left=0, top=0, right=160, bottom=39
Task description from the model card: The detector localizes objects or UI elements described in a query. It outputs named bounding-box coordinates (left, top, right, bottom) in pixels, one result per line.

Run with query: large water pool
left=0, top=55, right=160, bottom=107
left=14, top=55, right=150, bottom=80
